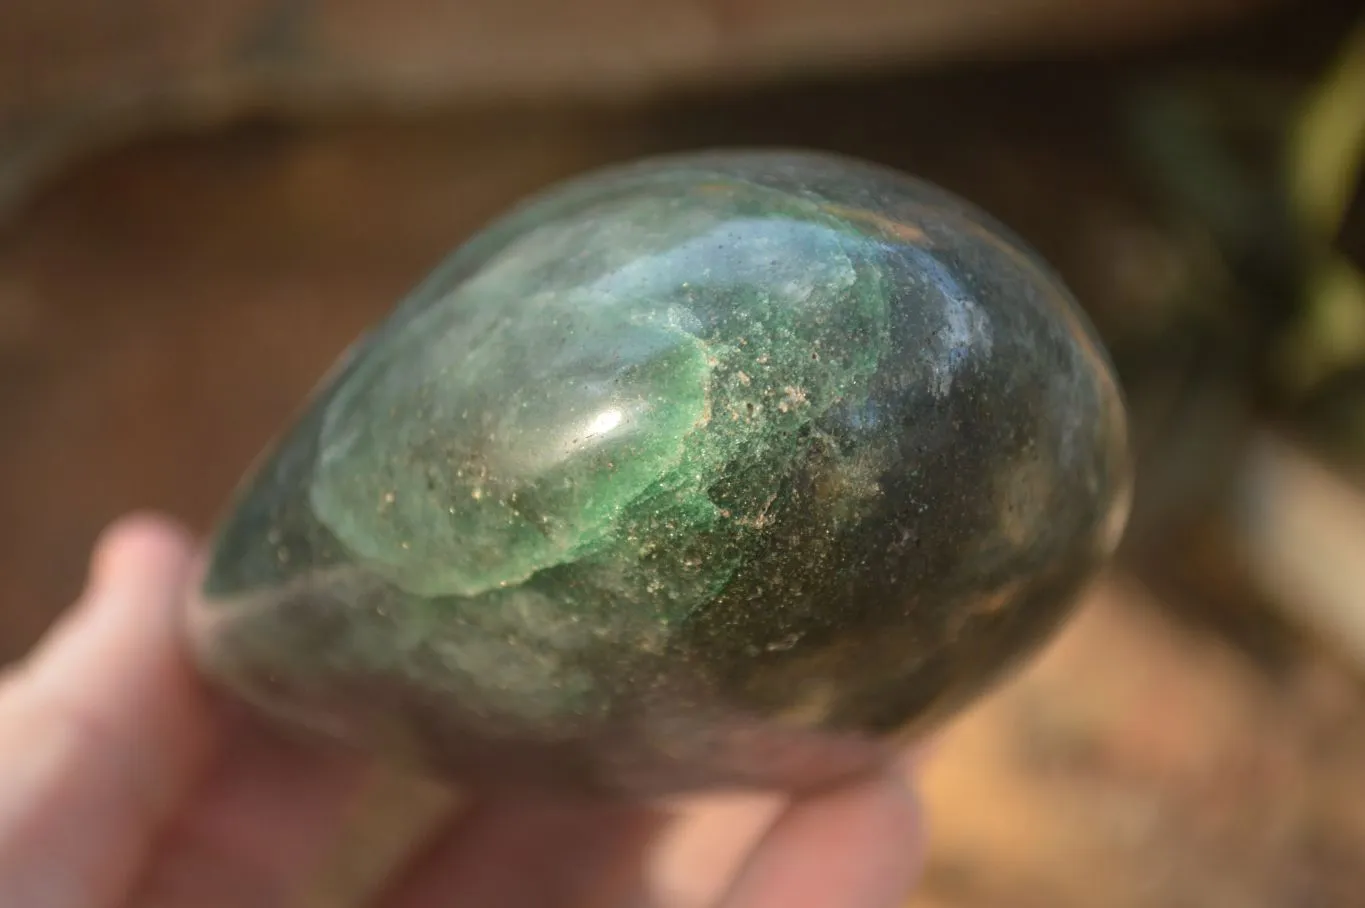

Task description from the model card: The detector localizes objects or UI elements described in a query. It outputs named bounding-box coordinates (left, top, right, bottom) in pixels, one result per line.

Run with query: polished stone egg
left=186, top=149, right=1132, bottom=798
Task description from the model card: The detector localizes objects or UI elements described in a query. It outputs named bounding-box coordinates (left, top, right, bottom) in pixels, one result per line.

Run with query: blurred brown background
left=6, top=0, right=1365, bottom=905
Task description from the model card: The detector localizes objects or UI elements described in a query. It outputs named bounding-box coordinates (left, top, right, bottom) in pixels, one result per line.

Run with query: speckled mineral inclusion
left=311, top=189, right=883, bottom=605
left=191, top=150, right=1132, bottom=797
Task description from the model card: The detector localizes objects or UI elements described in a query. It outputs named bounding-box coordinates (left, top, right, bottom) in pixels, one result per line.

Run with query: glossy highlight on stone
left=187, top=149, right=1132, bottom=798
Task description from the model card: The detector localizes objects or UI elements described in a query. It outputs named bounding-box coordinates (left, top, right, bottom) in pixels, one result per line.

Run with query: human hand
left=0, top=514, right=925, bottom=907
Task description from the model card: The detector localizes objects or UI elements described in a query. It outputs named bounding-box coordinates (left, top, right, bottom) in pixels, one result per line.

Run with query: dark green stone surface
left=187, top=149, right=1132, bottom=797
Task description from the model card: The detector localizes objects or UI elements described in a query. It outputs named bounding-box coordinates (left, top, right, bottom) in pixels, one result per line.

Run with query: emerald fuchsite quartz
left=187, top=149, right=1132, bottom=797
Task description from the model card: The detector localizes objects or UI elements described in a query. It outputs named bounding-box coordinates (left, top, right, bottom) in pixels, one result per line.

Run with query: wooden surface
left=0, top=0, right=1279, bottom=216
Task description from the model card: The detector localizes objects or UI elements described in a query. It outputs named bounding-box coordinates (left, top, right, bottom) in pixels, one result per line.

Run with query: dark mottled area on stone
left=191, top=149, right=1130, bottom=797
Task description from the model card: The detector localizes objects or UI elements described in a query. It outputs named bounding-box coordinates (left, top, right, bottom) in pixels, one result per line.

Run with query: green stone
left=187, top=149, right=1132, bottom=797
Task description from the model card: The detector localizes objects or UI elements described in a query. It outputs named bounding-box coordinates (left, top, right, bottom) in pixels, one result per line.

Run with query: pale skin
left=0, top=513, right=926, bottom=907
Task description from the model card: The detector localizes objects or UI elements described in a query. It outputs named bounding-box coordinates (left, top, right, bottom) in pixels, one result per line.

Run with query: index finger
left=0, top=514, right=221, bottom=907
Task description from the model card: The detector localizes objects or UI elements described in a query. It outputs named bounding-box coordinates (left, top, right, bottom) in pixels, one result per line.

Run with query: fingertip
left=37, top=511, right=199, bottom=664
left=882, top=771, right=927, bottom=877
left=89, top=512, right=196, bottom=590
left=0, top=511, right=217, bottom=906
left=719, top=767, right=926, bottom=908
left=899, top=737, right=937, bottom=782
left=846, top=768, right=926, bottom=880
